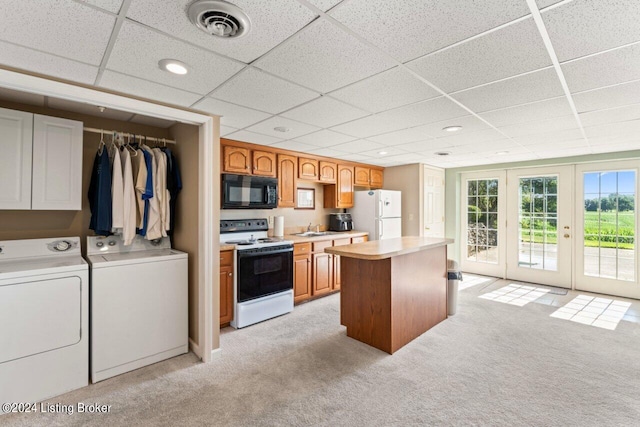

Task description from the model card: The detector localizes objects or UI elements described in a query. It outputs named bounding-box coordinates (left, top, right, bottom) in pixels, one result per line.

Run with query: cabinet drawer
left=333, top=238, right=351, bottom=247
left=219, top=250, right=233, bottom=266
left=351, top=236, right=368, bottom=244
left=294, top=242, right=311, bottom=256
left=312, top=240, right=332, bottom=253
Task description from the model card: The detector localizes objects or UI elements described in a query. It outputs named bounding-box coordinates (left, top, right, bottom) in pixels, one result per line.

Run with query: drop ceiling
left=0, top=0, right=639, bottom=168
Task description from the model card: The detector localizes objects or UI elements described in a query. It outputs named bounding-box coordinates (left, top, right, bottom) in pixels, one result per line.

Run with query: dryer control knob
left=54, top=241, right=71, bottom=251
left=96, top=242, right=104, bottom=248
left=108, top=241, right=116, bottom=246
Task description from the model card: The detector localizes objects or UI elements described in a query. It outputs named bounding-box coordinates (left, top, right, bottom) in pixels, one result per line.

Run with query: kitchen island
left=325, top=236, right=453, bottom=354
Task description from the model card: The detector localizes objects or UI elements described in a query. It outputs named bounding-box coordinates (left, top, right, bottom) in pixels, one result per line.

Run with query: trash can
left=447, top=259, right=462, bottom=315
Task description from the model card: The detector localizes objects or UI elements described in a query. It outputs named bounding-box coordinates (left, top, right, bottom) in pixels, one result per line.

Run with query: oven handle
left=237, top=247, right=293, bottom=258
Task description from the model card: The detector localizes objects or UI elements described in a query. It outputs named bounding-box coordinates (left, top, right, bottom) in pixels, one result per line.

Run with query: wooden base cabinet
left=312, top=252, right=333, bottom=296
left=219, top=250, right=234, bottom=326
left=293, top=243, right=311, bottom=303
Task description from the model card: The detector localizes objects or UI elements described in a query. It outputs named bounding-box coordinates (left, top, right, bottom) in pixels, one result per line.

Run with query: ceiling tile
left=584, top=120, right=640, bottom=140
left=542, top=0, right=640, bottom=61
left=451, top=68, right=564, bottom=112
left=498, top=115, right=579, bottom=138
left=580, top=104, right=640, bottom=128
left=83, top=0, right=123, bottom=13
left=591, top=142, right=640, bottom=154
left=433, top=128, right=508, bottom=147
left=245, top=116, right=320, bottom=139
left=280, top=96, right=370, bottom=127
left=192, top=98, right=271, bottom=128
left=126, top=0, right=317, bottom=63
left=0, top=87, right=45, bottom=107
left=573, top=80, right=640, bottom=113
left=211, top=68, right=319, bottom=114
left=513, top=128, right=584, bottom=146
left=47, top=97, right=134, bottom=121
left=306, top=0, right=343, bottom=12
left=455, top=139, right=520, bottom=151
left=306, top=147, right=351, bottom=157
left=225, top=130, right=285, bottom=146
left=331, top=139, right=385, bottom=154
left=407, top=18, right=551, bottom=93
left=107, top=22, right=244, bottom=95
left=395, top=139, right=454, bottom=154
left=0, top=40, right=98, bottom=85
left=220, top=125, right=238, bottom=137
left=521, top=139, right=587, bottom=151
left=535, top=0, right=564, bottom=9
left=255, top=19, right=395, bottom=93
left=329, top=0, right=530, bottom=62
left=562, top=43, right=640, bottom=94
left=331, top=97, right=468, bottom=138
left=99, top=70, right=202, bottom=107
left=479, top=97, right=572, bottom=127
left=359, top=147, right=410, bottom=158
left=294, top=129, right=356, bottom=146
left=269, top=140, right=320, bottom=153
left=369, top=115, right=490, bottom=145
left=536, top=147, right=593, bottom=159
left=0, top=0, right=115, bottom=65
left=333, top=153, right=375, bottom=162
left=368, top=127, right=435, bottom=146
left=329, top=67, right=440, bottom=113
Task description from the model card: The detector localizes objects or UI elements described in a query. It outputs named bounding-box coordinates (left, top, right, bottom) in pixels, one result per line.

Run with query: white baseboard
left=210, top=347, right=221, bottom=360
left=189, top=338, right=202, bottom=359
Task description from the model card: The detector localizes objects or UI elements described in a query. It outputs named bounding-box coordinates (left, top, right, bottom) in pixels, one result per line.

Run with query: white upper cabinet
left=0, top=107, right=33, bottom=210
left=0, top=108, right=83, bottom=211
left=32, top=115, right=83, bottom=210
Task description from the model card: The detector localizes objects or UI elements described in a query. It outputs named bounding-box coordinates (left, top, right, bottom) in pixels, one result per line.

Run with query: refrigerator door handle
left=379, top=219, right=383, bottom=238
left=378, top=199, right=384, bottom=218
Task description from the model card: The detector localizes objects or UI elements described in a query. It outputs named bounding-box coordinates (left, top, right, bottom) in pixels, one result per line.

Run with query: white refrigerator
left=349, top=190, right=402, bottom=240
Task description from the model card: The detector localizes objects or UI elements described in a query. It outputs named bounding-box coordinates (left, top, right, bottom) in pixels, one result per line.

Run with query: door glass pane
left=583, top=170, right=636, bottom=281
left=518, top=176, right=558, bottom=270
left=466, top=179, right=499, bottom=264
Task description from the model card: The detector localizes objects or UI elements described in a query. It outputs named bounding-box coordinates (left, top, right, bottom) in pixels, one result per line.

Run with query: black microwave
left=222, top=174, right=278, bottom=209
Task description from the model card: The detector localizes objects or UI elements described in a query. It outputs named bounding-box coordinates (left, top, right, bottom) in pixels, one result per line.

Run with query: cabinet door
left=351, top=235, right=369, bottom=244
left=337, top=165, right=354, bottom=208
left=223, top=145, right=251, bottom=174
left=32, top=115, right=83, bottom=210
left=298, top=157, right=319, bottom=180
left=319, top=161, right=337, bottom=183
left=312, top=252, right=333, bottom=296
left=252, top=150, right=276, bottom=177
left=219, top=265, right=234, bottom=325
left=354, top=167, right=370, bottom=186
left=294, top=254, right=311, bottom=303
left=370, top=168, right=384, bottom=188
left=278, top=154, right=297, bottom=208
left=0, top=108, right=33, bottom=210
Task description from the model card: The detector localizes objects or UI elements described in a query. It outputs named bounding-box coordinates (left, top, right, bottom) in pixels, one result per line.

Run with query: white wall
left=383, top=164, right=422, bottom=236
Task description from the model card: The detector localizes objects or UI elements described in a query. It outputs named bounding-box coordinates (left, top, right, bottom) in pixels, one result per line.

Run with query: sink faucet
left=307, top=223, right=312, bottom=232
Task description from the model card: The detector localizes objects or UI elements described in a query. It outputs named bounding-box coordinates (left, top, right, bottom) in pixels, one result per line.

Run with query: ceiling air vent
left=187, top=0, right=251, bottom=38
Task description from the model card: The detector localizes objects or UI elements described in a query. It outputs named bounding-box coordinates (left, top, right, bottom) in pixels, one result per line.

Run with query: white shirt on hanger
left=142, top=145, right=162, bottom=240
left=153, top=148, right=170, bottom=237
left=120, top=148, right=137, bottom=246
left=110, top=143, right=124, bottom=232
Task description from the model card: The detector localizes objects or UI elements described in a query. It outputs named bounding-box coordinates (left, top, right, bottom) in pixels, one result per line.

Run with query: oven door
left=237, top=246, right=293, bottom=303
left=222, top=174, right=278, bottom=209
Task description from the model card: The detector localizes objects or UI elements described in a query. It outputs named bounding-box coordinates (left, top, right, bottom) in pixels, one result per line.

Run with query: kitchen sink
left=293, top=231, right=341, bottom=237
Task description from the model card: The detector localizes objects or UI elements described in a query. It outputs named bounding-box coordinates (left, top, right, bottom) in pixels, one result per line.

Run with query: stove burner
left=258, top=237, right=282, bottom=243
left=225, top=240, right=256, bottom=245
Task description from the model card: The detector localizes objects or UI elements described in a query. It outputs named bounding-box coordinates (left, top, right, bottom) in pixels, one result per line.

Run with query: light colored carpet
left=4, top=281, right=640, bottom=426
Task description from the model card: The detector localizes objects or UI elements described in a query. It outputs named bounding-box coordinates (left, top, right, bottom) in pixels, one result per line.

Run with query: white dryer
left=86, top=235, right=188, bottom=383
left=0, top=237, right=88, bottom=403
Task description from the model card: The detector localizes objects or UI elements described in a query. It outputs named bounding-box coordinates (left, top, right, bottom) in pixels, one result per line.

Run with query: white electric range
left=220, top=219, right=294, bottom=328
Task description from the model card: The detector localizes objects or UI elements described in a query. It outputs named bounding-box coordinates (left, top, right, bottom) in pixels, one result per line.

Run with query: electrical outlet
left=268, top=216, right=274, bottom=226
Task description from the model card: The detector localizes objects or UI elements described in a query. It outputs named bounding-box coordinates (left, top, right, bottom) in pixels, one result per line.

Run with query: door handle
left=564, top=234, right=570, bottom=238
left=379, top=219, right=384, bottom=238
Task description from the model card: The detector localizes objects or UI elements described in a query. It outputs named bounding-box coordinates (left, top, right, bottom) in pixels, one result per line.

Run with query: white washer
left=86, top=235, right=188, bottom=383
left=0, top=237, right=88, bottom=403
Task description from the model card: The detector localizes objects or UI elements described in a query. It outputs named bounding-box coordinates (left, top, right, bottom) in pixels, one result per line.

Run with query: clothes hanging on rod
left=162, top=146, right=182, bottom=237
left=88, top=131, right=112, bottom=236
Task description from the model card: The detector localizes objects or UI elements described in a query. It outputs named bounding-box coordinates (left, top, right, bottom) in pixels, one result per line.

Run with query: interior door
left=423, top=165, right=445, bottom=237
left=506, top=166, right=573, bottom=288
left=575, top=161, right=639, bottom=299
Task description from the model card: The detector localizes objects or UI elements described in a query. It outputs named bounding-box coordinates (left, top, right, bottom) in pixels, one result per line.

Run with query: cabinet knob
left=229, top=272, right=233, bottom=277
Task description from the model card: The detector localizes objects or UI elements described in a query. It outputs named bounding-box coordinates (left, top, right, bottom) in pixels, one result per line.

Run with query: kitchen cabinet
left=293, top=243, right=311, bottom=303
left=354, top=166, right=384, bottom=189
left=351, top=235, right=369, bottom=244
left=312, top=240, right=333, bottom=296
left=252, top=150, right=276, bottom=177
left=222, top=145, right=251, bottom=174
left=219, top=250, right=234, bottom=326
left=277, top=154, right=297, bottom=208
left=0, top=108, right=83, bottom=210
left=319, top=161, right=337, bottom=183
left=370, top=168, right=384, bottom=188
left=331, top=238, right=351, bottom=290
left=298, top=157, right=319, bottom=180
left=323, top=164, right=354, bottom=208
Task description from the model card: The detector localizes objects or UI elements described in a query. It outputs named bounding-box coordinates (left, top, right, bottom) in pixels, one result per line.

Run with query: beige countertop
left=219, top=231, right=368, bottom=251
left=324, top=236, right=454, bottom=260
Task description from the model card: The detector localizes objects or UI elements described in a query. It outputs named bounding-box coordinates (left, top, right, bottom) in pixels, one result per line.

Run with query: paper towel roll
left=274, top=216, right=284, bottom=237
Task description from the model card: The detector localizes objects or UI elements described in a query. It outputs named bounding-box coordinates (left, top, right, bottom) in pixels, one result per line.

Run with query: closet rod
left=83, top=127, right=176, bottom=144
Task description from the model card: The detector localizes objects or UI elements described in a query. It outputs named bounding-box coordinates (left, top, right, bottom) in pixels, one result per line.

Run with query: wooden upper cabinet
left=298, top=157, right=319, bottom=180
left=370, top=168, right=384, bottom=188
left=252, top=150, right=276, bottom=177
left=319, top=161, right=337, bottom=183
left=223, top=145, right=251, bottom=174
left=337, top=165, right=354, bottom=208
left=354, top=167, right=370, bottom=186
left=278, top=154, right=297, bottom=208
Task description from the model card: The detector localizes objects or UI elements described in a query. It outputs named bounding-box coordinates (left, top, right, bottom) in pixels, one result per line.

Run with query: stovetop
left=220, top=218, right=292, bottom=250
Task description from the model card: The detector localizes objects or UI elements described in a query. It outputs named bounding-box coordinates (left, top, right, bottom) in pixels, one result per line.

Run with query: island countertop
left=324, top=236, right=453, bottom=260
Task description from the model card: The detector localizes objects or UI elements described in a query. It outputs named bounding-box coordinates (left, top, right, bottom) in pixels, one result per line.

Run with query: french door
left=506, top=166, right=573, bottom=288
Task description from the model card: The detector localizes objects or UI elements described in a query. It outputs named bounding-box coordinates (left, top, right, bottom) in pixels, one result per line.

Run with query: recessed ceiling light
left=496, top=151, right=509, bottom=155
left=378, top=151, right=388, bottom=155
left=273, top=126, right=290, bottom=133
left=158, top=59, right=189, bottom=75
left=442, top=126, right=462, bottom=132
left=435, top=151, right=451, bottom=156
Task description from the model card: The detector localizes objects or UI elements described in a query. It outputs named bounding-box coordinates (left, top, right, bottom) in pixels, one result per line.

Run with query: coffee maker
left=328, top=213, right=354, bottom=232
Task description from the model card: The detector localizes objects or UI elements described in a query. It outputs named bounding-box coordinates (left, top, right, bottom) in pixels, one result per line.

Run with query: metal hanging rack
left=83, top=127, right=176, bottom=144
